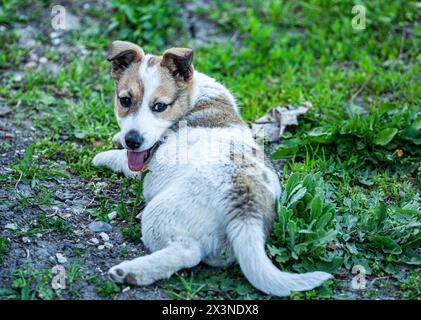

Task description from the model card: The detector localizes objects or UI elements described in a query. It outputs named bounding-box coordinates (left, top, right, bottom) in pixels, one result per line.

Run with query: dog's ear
left=161, top=48, right=194, bottom=81
left=107, top=41, right=144, bottom=79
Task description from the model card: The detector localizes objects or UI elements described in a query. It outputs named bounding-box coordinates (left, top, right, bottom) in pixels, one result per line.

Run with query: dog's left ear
left=107, top=40, right=144, bottom=79
left=161, top=48, right=194, bottom=81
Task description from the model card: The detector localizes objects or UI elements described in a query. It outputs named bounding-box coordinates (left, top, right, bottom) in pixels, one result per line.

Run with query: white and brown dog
left=92, top=40, right=332, bottom=296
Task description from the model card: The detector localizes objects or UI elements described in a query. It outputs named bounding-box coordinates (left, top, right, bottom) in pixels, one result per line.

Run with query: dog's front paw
left=92, top=151, right=110, bottom=168
left=108, top=262, right=151, bottom=286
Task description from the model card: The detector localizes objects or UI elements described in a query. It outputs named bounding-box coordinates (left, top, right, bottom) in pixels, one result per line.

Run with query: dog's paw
left=108, top=263, right=137, bottom=285
left=92, top=151, right=111, bottom=167
left=108, top=261, right=153, bottom=286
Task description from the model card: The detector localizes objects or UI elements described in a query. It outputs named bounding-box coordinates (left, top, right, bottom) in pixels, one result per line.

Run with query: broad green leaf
left=316, top=211, right=333, bottom=230
left=287, top=187, right=307, bottom=207
left=375, top=202, right=387, bottom=229
left=373, top=128, right=398, bottom=146
left=370, top=236, right=402, bottom=254
left=285, top=172, right=301, bottom=194
left=304, top=256, right=344, bottom=273
left=310, top=196, right=323, bottom=220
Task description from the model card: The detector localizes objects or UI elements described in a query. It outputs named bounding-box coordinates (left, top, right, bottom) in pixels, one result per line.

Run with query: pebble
left=5, top=223, right=18, bottom=230
left=24, top=61, right=37, bottom=69
left=135, top=213, right=142, bottom=221
left=56, top=253, right=67, bottom=264
left=88, top=237, right=99, bottom=245
left=0, top=105, right=12, bottom=116
left=98, top=245, right=105, bottom=250
left=39, top=57, right=48, bottom=64
left=99, top=232, right=109, bottom=242
left=104, top=242, right=113, bottom=249
left=88, top=221, right=112, bottom=233
left=13, top=74, right=23, bottom=82
left=22, top=237, right=30, bottom=243
left=52, top=38, right=61, bottom=46
left=108, top=211, right=117, bottom=220
left=122, top=286, right=130, bottom=293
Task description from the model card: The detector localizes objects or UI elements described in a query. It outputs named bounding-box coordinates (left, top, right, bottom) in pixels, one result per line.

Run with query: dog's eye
left=151, top=102, right=168, bottom=113
left=119, top=97, right=131, bottom=108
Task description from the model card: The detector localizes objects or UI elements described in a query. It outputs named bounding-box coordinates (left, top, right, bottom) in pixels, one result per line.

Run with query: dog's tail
left=227, top=218, right=333, bottom=297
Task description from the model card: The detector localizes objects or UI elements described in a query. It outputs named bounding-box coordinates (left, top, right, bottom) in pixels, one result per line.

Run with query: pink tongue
left=127, top=150, right=147, bottom=172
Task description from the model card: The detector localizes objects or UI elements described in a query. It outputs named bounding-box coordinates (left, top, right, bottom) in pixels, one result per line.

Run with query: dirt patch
left=0, top=113, right=170, bottom=299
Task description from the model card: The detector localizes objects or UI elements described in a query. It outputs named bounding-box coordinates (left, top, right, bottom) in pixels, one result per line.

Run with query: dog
left=92, top=40, right=332, bottom=296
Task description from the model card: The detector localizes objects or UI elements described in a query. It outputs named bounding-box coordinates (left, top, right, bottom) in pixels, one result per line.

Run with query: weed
left=96, top=281, right=121, bottom=298
left=0, top=237, right=8, bottom=264
left=118, top=247, right=129, bottom=257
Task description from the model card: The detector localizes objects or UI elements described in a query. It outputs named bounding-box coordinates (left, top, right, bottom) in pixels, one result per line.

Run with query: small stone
left=5, top=223, right=18, bottom=230
left=135, top=213, right=142, bottom=221
left=88, top=237, right=99, bottom=245
left=22, top=237, right=30, bottom=243
left=13, top=74, right=23, bottom=82
left=24, top=61, right=37, bottom=69
left=122, top=286, right=130, bottom=293
left=104, top=242, right=113, bottom=249
left=88, top=221, right=112, bottom=233
left=39, top=57, right=48, bottom=64
left=98, top=245, right=105, bottom=250
left=56, top=253, right=67, bottom=264
left=0, top=105, right=12, bottom=116
left=107, top=211, right=117, bottom=220
left=50, top=31, right=60, bottom=39
left=52, top=38, right=61, bottom=46
left=99, top=232, right=109, bottom=242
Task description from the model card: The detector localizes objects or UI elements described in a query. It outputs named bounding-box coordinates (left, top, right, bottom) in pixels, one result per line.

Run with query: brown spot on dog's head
left=141, top=47, right=195, bottom=122
left=107, top=40, right=144, bottom=79
left=115, top=63, right=144, bottom=117
left=160, top=47, right=194, bottom=81
left=107, top=41, right=145, bottom=117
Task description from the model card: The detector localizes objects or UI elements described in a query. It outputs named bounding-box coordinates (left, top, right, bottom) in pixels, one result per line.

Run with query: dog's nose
left=125, top=130, right=143, bottom=150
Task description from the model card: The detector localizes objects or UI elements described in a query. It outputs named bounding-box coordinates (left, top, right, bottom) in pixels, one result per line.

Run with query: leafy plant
left=107, top=0, right=186, bottom=48
left=6, top=268, right=57, bottom=300
left=27, top=213, right=72, bottom=236
left=268, top=172, right=340, bottom=273
left=0, top=237, right=8, bottom=264
left=273, top=104, right=420, bottom=168
left=96, top=281, right=121, bottom=298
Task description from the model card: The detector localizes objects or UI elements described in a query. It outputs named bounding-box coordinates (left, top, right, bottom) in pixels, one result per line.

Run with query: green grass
left=0, top=0, right=419, bottom=299
left=0, top=237, right=8, bottom=264
left=96, top=281, right=121, bottom=298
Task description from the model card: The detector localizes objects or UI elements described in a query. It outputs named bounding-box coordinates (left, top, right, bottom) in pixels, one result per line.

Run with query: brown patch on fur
left=107, top=41, right=144, bottom=79
left=161, top=48, right=194, bottom=81
left=184, top=95, right=243, bottom=128
left=148, top=65, right=194, bottom=122
left=115, top=62, right=144, bottom=117
left=225, top=159, right=276, bottom=236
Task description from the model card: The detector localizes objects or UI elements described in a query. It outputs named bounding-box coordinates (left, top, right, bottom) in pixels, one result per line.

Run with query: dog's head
left=107, top=40, right=194, bottom=171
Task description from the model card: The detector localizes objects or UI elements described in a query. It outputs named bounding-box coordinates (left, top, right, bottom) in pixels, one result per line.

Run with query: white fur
left=93, top=69, right=332, bottom=296
left=191, top=71, right=239, bottom=113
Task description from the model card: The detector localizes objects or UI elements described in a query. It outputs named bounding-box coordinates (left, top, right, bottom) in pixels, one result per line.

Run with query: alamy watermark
left=351, top=265, right=367, bottom=290
left=51, top=265, right=66, bottom=290
left=51, top=5, right=66, bottom=30
left=352, top=5, right=366, bottom=30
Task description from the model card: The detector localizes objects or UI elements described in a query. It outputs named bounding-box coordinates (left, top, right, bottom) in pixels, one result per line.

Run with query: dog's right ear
left=107, top=41, right=144, bottom=79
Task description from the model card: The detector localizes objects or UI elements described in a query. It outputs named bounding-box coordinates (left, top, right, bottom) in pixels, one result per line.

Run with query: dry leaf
left=252, top=101, right=312, bottom=142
